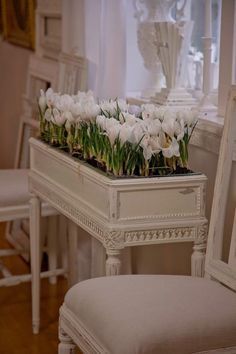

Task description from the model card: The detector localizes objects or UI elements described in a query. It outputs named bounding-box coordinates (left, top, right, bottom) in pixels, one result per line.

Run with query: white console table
left=29, top=137, right=208, bottom=334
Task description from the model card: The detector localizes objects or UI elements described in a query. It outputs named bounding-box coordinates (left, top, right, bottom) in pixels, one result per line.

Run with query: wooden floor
left=0, top=222, right=81, bottom=354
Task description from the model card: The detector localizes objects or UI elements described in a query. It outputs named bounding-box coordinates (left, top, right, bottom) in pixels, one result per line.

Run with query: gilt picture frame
left=0, top=1, right=3, bottom=34
left=2, top=0, right=35, bottom=49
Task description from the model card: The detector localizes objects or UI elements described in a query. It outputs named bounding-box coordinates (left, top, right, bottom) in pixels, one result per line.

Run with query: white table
left=29, top=137, right=208, bottom=334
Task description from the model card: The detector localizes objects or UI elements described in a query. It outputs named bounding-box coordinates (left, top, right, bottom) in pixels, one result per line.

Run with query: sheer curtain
left=62, top=0, right=130, bottom=281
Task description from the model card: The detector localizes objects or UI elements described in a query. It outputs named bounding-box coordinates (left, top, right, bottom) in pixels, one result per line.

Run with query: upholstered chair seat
left=0, top=169, right=30, bottom=207
left=60, top=275, right=236, bottom=354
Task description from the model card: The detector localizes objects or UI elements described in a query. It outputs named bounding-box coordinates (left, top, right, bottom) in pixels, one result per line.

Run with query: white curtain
left=62, top=0, right=129, bottom=282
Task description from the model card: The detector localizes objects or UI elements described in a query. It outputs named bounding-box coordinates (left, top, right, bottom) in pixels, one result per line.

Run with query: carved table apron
left=29, top=137, right=208, bottom=334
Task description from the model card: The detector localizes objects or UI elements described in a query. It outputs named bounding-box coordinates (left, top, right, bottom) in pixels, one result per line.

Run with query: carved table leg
left=191, top=241, right=206, bottom=277
left=58, top=326, right=76, bottom=354
left=29, top=195, right=41, bottom=334
left=106, top=249, right=121, bottom=276
left=68, top=220, right=78, bottom=287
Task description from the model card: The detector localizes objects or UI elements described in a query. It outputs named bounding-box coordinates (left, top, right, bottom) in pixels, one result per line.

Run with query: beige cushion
left=0, top=169, right=30, bottom=207
left=65, top=275, right=236, bottom=354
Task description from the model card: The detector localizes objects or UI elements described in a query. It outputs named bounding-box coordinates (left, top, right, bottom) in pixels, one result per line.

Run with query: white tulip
left=63, top=111, right=74, bottom=124
left=44, top=108, right=52, bottom=122
left=119, top=113, right=125, bottom=124
left=174, top=119, right=185, bottom=141
left=39, top=90, right=47, bottom=112
left=149, top=136, right=161, bottom=153
left=117, top=99, right=128, bottom=112
left=106, top=125, right=121, bottom=146
left=100, top=100, right=117, bottom=116
left=146, top=119, right=162, bottom=136
left=142, top=104, right=162, bottom=120
left=105, top=117, right=120, bottom=131
left=70, top=102, right=82, bottom=117
left=140, top=135, right=153, bottom=160
left=128, top=105, right=141, bottom=116
left=45, top=88, right=56, bottom=107
left=119, top=123, right=133, bottom=145
left=131, top=124, right=145, bottom=144
left=51, top=108, right=65, bottom=126
left=55, top=94, right=74, bottom=112
left=96, top=115, right=107, bottom=130
left=155, top=107, right=166, bottom=121
left=161, top=136, right=180, bottom=158
left=83, top=103, right=100, bottom=121
left=162, top=110, right=176, bottom=137
left=123, top=113, right=137, bottom=126
left=65, top=120, right=71, bottom=132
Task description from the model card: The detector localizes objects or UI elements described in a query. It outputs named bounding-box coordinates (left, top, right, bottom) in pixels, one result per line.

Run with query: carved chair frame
left=205, top=85, right=236, bottom=291
left=6, top=51, right=87, bottom=262
left=5, top=54, right=58, bottom=259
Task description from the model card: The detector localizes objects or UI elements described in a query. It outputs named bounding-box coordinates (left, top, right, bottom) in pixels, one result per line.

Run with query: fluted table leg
left=106, top=249, right=121, bottom=276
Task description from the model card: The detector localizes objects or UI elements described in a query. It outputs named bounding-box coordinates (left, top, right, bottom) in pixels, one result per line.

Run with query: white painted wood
left=29, top=138, right=207, bottom=229
left=4, top=53, right=59, bottom=266
left=57, top=86, right=236, bottom=354
left=191, top=240, right=206, bottom=277
left=58, top=52, right=87, bottom=94
left=67, top=221, right=78, bottom=287
left=47, top=215, right=58, bottom=284
left=29, top=136, right=208, bottom=333
left=58, top=215, right=68, bottom=275
left=1, top=50, right=88, bottom=294
left=205, top=85, right=236, bottom=291
left=228, top=209, right=236, bottom=268
left=35, top=0, right=62, bottom=60
left=59, top=306, right=107, bottom=354
left=58, top=326, right=76, bottom=354
left=0, top=268, right=65, bottom=287
left=106, top=249, right=121, bottom=276
left=29, top=195, right=41, bottom=335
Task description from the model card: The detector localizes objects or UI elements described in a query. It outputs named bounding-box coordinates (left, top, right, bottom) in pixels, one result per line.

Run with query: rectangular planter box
left=29, top=138, right=207, bottom=252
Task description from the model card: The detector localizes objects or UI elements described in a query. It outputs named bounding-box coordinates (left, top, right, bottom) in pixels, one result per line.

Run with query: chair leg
left=58, top=215, right=68, bottom=277
left=67, top=221, right=78, bottom=287
left=47, top=215, right=58, bottom=284
left=58, top=327, right=76, bottom=354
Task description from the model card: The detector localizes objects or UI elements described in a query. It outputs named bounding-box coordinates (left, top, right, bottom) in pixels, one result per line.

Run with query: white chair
left=0, top=115, right=64, bottom=286
left=0, top=52, right=87, bottom=287
left=58, top=87, right=236, bottom=354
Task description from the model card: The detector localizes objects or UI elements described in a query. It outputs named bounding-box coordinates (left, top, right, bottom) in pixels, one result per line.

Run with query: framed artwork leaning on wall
left=1, top=0, right=35, bottom=49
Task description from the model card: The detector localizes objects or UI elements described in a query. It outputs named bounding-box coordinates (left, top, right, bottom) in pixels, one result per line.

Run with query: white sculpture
left=135, top=0, right=196, bottom=107
left=134, top=0, right=167, bottom=97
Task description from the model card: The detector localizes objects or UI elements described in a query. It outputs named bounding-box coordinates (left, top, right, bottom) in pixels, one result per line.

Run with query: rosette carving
left=103, top=231, right=124, bottom=249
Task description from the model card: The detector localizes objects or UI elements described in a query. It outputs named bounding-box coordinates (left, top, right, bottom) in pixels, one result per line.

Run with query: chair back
left=15, top=52, right=87, bottom=168
left=8, top=52, right=87, bottom=255
left=58, top=52, right=87, bottom=94
left=205, top=86, right=236, bottom=291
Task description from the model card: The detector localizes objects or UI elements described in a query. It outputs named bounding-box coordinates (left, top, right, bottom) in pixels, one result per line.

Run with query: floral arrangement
left=38, top=88, right=198, bottom=177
